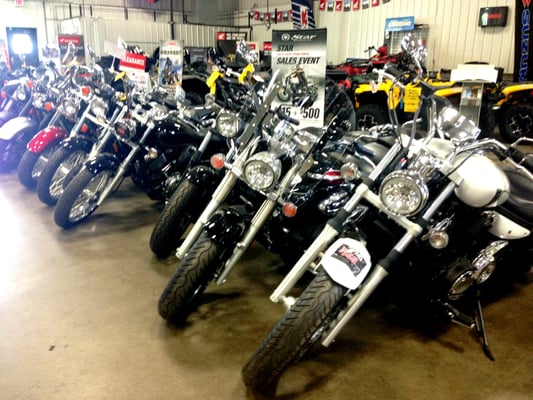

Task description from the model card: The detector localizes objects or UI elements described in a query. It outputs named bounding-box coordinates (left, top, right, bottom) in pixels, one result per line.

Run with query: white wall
left=236, top=0, right=515, bottom=74
left=0, top=0, right=516, bottom=74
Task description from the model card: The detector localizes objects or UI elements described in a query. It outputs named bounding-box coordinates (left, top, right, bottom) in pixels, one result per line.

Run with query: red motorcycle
left=335, top=44, right=405, bottom=76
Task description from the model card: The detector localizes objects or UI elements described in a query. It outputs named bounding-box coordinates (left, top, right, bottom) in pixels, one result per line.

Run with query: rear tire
left=277, top=87, right=291, bottom=102
left=54, top=167, right=112, bottom=228
left=150, top=179, right=207, bottom=258
left=158, top=232, right=224, bottom=323
left=37, top=147, right=88, bottom=205
left=242, top=271, right=346, bottom=391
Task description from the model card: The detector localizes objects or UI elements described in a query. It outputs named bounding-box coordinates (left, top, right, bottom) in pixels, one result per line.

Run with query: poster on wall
left=216, top=31, right=247, bottom=64
left=158, top=40, right=184, bottom=94
left=57, top=34, right=85, bottom=71
left=514, top=0, right=532, bottom=81
left=271, top=28, right=327, bottom=129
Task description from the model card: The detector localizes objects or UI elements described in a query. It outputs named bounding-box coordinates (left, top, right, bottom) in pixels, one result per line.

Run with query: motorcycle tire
left=37, top=147, right=87, bottom=206
left=355, top=104, right=389, bottom=130
left=54, top=167, right=113, bottom=229
left=277, top=87, right=291, bottom=102
left=498, top=103, right=533, bottom=142
left=17, top=146, right=57, bottom=189
left=0, top=138, right=25, bottom=173
left=242, top=270, right=345, bottom=391
left=158, top=232, right=223, bottom=323
left=150, top=179, right=207, bottom=258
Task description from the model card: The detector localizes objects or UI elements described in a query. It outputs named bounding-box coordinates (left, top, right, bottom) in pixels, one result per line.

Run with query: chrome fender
left=320, top=238, right=372, bottom=290
left=0, top=117, right=37, bottom=140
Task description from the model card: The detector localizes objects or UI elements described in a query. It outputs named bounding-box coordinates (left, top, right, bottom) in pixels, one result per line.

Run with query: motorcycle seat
left=497, top=168, right=533, bottom=229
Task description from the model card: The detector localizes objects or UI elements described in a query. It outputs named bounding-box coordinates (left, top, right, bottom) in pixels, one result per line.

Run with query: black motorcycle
left=52, top=86, right=216, bottom=228
left=156, top=77, right=396, bottom=323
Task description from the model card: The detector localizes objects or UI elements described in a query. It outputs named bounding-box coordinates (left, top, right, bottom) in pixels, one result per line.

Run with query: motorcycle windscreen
left=319, top=237, right=372, bottom=290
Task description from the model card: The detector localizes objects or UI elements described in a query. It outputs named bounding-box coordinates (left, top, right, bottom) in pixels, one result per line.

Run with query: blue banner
left=385, top=16, right=414, bottom=32
left=291, top=0, right=316, bottom=29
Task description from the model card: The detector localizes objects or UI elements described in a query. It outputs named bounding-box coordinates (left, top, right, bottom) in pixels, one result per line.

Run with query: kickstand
left=474, top=290, right=495, bottom=361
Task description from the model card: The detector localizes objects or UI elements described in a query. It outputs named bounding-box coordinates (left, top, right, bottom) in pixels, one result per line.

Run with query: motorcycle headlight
left=61, top=98, right=79, bottom=120
left=379, top=170, right=429, bottom=216
left=115, top=119, right=137, bottom=140
left=32, top=92, right=46, bottom=108
left=243, top=151, right=282, bottom=191
left=91, top=98, right=108, bottom=123
left=16, top=87, right=28, bottom=102
left=215, top=110, right=243, bottom=138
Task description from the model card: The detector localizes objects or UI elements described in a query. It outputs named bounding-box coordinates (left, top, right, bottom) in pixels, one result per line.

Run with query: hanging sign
left=272, top=28, right=327, bottom=128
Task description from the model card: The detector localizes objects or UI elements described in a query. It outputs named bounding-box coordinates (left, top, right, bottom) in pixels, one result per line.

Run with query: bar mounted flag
left=291, top=0, right=316, bottom=29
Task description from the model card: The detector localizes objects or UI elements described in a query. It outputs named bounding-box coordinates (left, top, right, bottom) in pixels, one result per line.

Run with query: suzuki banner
left=272, top=28, right=327, bottom=129
left=514, top=0, right=533, bottom=81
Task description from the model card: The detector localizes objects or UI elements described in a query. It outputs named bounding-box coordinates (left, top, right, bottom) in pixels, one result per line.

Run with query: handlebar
left=276, top=107, right=300, bottom=126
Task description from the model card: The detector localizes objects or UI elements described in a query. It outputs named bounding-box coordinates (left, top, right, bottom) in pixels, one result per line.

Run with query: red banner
left=119, top=52, right=147, bottom=72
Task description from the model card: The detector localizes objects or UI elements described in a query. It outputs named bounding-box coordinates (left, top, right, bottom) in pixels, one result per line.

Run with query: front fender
left=0, top=117, right=37, bottom=140
left=60, top=135, right=95, bottom=152
left=186, top=164, right=220, bottom=187
left=320, top=238, right=372, bottom=290
left=85, top=153, right=121, bottom=175
left=27, top=125, right=69, bottom=153
left=204, top=208, right=246, bottom=247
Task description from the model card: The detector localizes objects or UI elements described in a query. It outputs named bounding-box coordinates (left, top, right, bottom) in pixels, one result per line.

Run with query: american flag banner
left=291, top=0, right=316, bottom=29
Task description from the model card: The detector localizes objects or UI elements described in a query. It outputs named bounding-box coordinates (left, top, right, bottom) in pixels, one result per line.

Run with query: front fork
left=96, top=121, right=153, bottom=207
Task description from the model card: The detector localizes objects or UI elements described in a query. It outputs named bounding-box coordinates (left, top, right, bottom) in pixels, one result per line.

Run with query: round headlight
left=91, top=98, right=108, bottom=122
left=62, top=98, right=79, bottom=120
left=243, top=151, right=282, bottom=191
left=115, top=119, right=137, bottom=140
left=32, top=93, right=45, bottom=108
left=16, top=87, right=28, bottom=102
left=216, top=110, right=242, bottom=138
left=379, top=170, right=428, bottom=216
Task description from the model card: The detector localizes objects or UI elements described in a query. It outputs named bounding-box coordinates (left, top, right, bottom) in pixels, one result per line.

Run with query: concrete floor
left=0, top=171, right=532, bottom=400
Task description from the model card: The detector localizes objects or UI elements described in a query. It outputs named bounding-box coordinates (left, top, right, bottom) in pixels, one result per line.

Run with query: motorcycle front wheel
left=17, top=145, right=57, bottom=189
left=150, top=178, right=208, bottom=258
left=242, top=270, right=346, bottom=391
left=37, top=147, right=88, bottom=205
left=158, top=232, right=224, bottom=323
left=54, top=167, right=113, bottom=228
left=0, top=138, right=25, bottom=172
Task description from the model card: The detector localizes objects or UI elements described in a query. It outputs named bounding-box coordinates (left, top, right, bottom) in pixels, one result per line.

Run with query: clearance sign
left=515, top=0, right=533, bottom=81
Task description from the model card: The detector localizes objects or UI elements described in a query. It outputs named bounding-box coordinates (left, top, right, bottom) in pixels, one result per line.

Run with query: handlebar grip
left=509, top=148, right=533, bottom=173
left=276, top=107, right=300, bottom=126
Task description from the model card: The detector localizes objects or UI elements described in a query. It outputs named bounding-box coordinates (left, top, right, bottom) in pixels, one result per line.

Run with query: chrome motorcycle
left=241, top=39, right=533, bottom=392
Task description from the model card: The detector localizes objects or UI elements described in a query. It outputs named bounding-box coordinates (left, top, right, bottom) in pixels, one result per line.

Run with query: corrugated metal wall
left=0, top=0, right=517, bottom=74
left=236, top=0, right=515, bottom=74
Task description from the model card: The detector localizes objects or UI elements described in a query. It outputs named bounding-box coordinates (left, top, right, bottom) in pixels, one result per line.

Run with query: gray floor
left=0, top=171, right=531, bottom=400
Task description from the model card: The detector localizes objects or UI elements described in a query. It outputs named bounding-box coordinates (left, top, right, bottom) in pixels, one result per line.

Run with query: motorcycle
left=0, top=62, right=63, bottom=172
left=149, top=43, right=270, bottom=258
left=277, top=65, right=319, bottom=107
left=52, top=85, right=214, bottom=228
left=156, top=76, right=374, bottom=323
left=241, top=37, right=533, bottom=393
left=17, top=64, right=108, bottom=189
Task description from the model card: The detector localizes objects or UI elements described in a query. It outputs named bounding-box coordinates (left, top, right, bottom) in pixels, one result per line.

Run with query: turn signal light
left=282, top=202, right=298, bottom=218
left=1, top=91, right=6, bottom=99
left=81, top=86, right=91, bottom=96
left=80, top=124, right=89, bottom=133
left=210, top=153, right=226, bottom=170
left=44, top=102, right=54, bottom=112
